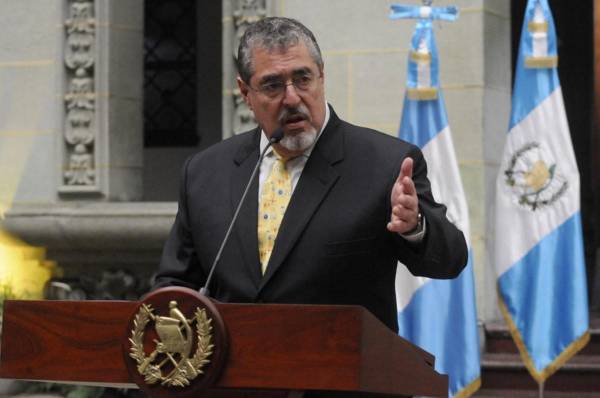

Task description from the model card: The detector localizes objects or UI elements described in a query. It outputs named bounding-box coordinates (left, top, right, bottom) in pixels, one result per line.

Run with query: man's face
left=237, top=42, right=326, bottom=158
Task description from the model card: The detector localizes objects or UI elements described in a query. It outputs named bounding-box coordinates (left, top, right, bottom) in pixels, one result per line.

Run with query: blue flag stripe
left=498, top=212, right=589, bottom=372
left=509, top=61, right=559, bottom=130
left=509, top=0, right=560, bottom=129
left=398, top=256, right=480, bottom=396
left=399, top=94, right=449, bottom=148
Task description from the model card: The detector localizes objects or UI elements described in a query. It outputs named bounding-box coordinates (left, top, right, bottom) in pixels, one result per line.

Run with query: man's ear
left=236, top=76, right=252, bottom=109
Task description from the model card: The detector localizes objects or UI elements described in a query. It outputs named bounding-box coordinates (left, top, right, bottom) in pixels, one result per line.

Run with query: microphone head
left=269, top=128, right=285, bottom=144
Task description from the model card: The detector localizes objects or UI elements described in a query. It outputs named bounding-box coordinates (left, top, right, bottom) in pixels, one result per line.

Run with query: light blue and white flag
left=391, top=5, right=480, bottom=397
left=494, top=0, right=589, bottom=383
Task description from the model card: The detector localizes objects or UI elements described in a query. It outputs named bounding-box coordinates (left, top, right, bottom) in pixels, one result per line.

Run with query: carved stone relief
left=233, top=0, right=268, bottom=48
left=231, top=0, right=268, bottom=134
left=62, top=0, right=97, bottom=190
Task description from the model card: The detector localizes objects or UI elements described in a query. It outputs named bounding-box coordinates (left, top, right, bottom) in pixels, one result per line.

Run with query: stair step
left=484, top=314, right=600, bottom=356
left=479, top=314, right=600, bottom=394
left=474, top=389, right=600, bottom=397
left=481, top=353, right=600, bottom=392
left=483, top=352, right=600, bottom=370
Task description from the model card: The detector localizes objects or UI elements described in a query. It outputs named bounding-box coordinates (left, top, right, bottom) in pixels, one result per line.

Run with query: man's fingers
left=389, top=156, right=419, bottom=234
left=400, top=157, right=413, bottom=180
left=387, top=219, right=410, bottom=233
left=394, top=157, right=413, bottom=184
left=392, top=205, right=414, bottom=219
left=392, top=190, right=417, bottom=211
left=387, top=220, right=404, bottom=232
left=391, top=176, right=415, bottom=199
left=401, top=175, right=416, bottom=196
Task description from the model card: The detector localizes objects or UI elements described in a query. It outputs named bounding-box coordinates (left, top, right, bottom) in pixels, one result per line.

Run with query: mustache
left=278, top=104, right=311, bottom=124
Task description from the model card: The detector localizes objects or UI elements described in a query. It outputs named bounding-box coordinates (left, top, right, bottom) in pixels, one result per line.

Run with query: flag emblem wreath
left=503, top=141, right=568, bottom=211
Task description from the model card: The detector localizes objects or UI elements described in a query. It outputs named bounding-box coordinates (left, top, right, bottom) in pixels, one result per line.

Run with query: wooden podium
left=0, top=287, right=448, bottom=397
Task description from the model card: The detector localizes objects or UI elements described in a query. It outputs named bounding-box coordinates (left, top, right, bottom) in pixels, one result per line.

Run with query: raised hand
left=387, top=157, right=419, bottom=234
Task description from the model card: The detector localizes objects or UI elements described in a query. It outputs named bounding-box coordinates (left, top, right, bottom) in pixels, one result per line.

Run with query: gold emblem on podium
left=129, top=300, right=214, bottom=387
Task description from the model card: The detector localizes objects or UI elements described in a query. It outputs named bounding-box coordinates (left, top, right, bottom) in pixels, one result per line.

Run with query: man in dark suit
left=155, top=17, right=467, bottom=393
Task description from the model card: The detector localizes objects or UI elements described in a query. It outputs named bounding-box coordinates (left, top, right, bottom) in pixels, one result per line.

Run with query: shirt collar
left=259, top=101, right=331, bottom=158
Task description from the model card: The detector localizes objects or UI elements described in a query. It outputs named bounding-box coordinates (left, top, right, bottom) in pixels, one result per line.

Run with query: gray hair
left=237, top=17, right=323, bottom=84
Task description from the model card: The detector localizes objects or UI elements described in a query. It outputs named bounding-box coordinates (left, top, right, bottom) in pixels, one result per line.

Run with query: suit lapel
left=259, top=110, right=344, bottom=291
left=231, top=129, right=262, bottom=289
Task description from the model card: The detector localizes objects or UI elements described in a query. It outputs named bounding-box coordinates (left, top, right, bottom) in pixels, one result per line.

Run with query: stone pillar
left=480, top=1, right=512, bottom=322
left=1, top=0, right=153, bottom=275
left=0, top=0, right=143, bottom=209
left=222, top=0, right=275, bottom=138
left=60, top=0, right=143, bottom=201
left=0, top=0, right=63, bottom=212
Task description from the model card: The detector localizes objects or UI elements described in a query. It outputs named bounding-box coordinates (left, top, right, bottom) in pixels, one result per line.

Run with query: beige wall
left=0, top=0, right=63, bottom=210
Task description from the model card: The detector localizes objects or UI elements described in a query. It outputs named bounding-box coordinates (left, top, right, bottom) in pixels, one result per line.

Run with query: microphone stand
left=200, top=129, right=284, bottom=297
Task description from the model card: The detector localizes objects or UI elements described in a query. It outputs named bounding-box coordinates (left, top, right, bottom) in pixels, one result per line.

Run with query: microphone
left=200, top=128, right=284, bottom=297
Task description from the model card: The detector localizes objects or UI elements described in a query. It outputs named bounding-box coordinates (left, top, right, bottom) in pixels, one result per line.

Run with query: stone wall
left=0, top=0, right=63, bottom=210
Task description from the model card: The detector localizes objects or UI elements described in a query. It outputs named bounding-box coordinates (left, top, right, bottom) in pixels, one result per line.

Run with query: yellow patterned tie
left=258, top=154, right=292, bottom=274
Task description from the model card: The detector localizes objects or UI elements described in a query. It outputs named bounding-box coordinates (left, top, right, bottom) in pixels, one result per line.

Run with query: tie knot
left=273, top=151, right=289, bottom=166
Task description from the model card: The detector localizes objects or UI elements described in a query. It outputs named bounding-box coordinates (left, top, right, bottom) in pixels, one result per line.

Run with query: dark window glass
left=144, top=0, right=197, bottom=147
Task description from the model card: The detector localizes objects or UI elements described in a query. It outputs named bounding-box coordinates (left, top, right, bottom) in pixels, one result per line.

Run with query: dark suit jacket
left=155, top=107, right=467, bottom=335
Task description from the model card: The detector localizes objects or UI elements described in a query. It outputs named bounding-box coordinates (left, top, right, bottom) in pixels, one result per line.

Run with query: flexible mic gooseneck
left=199, top=128, right=284, bottom=297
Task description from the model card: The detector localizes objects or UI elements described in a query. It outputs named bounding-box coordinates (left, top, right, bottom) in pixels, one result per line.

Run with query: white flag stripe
left=495, top=87, right=580, bottom=276
left=422, top=126, right=471, bottom=240
left=396, top=126, right=470, bottom=312
left=395, top=265, right=428, bottom=310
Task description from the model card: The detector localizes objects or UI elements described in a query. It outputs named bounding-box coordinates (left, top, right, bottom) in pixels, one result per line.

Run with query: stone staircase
left=474, top=314, right=600, bottom=397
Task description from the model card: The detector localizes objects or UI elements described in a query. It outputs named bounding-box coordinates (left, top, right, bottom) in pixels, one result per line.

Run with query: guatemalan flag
left=391, top=6, right=481, bottom=397
left=494, top=0, right=589, bottom=383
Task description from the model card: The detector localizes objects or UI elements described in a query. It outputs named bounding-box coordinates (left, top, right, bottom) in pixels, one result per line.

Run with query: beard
left=277, top=104, right=318, bottom=153
left=279, top=126, right=317, bottom=152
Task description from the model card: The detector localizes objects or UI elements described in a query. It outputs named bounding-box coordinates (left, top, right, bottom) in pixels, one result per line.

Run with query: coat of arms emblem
left=128, top=300, right=214, bottom=387
left=504, top=141, right=568, bottom=211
